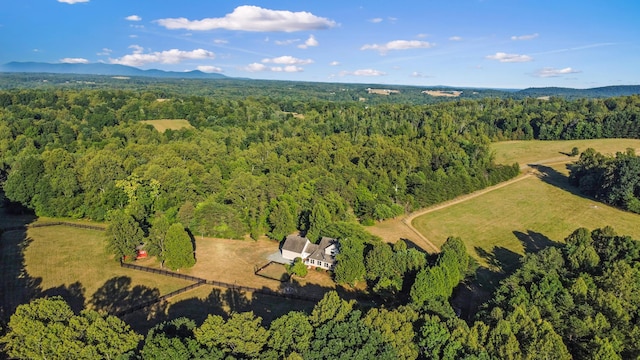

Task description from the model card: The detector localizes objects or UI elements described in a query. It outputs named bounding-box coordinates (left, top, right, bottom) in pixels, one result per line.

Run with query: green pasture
left=0, top=222, right=192, bottom=321
left=140, top=119, right=194, bottom=133
left=490, top=138, right=640, bottom=165
left=413, top=163, right=640, bottom=273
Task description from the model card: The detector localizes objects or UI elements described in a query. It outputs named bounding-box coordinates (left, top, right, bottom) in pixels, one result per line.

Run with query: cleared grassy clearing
left=12, top=221, right=337, bottom=331
left=491, top=138, right=640, bottom=165
left=23, top=226, right=192, bottom=308
left=140, top=119, right=194, bottom=133
left=412, top=163, right=640, bottom=270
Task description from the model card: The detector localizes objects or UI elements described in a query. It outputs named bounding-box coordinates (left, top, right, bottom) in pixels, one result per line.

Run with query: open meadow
left=409, top=139, right=640, bottom=273
left=369, top=138, right=640, bottom=279
left=412, top=163, right=640, bottom=266
left=490, top=138, right=640, bottom=165
left=140, top=119, right=194, bottom=133
left=1, top=212, right=338, bottom=331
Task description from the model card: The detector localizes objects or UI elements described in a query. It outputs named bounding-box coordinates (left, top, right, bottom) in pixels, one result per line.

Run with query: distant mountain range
left=517, top=85, right=640, bottom=98
left=0, top=61, right=226, bottom=79
left=1, top=62, right=639, bottom=99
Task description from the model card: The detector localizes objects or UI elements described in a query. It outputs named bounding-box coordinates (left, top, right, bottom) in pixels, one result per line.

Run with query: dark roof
left=282, top=235, right=308, bottom=254
left=307, top=237, right=338, bottom=264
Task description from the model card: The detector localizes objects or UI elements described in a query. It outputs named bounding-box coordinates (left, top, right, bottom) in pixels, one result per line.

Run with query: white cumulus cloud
left=197, top=65, right=223, bottom=73
left=410, top=71, right=432, bottom=78
left=156, top=5, right=336, bottom=32
left=275, top=39, right=299, bottom=45
left=110, top=48, right=215, bottom=66
left=242, top=63, right=303, bottom=72
left=535, top=67, right=580, bottom=77
left=97, top=48, right=112, bottom=56
left=60, top=57, right=89, bottom=64
left=340, top=69, right=387, bottom=76
left=262, top=56, right=313, bottom=65
left=58, top=0, right=89, bottom=4
left=369, top=18, right=383, bottom=23
left=511, top=33, right=539, bottom=41
left=361, top=40, right=434, bottom=54
left=298, top=35, right=318, bottom=49
left=486, top=52, right=533, bottom=62
left=213, top=39, right=228, bottom=44
left=243, top=63, right=269, bottom=72
left=449, top=36, right=463, bottom=41
left=330, top=61, right=340, bottom=66
left=126, top=15, right=141, bottom=21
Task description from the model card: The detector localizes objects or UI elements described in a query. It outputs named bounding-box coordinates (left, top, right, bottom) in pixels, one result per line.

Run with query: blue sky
left=1, top=1, right=639, bottom=88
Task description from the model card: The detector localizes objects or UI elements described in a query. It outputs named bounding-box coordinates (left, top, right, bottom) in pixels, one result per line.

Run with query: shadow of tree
left=529, top=164, right=594, bottom=201
left=166, top=287, right=227, bottom=325
left=473, top=245, right=523, bottom=300
left=513, top=230, right=558, bottom=254
left=42, top=281, right=86, bottom=314
left=90, top=276, right=166, bottom=324
left=0, top=206, right=42, bottom=320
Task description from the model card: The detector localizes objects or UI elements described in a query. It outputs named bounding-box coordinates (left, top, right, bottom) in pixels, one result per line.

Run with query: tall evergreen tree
left=164, top=223, right=195, bottom=270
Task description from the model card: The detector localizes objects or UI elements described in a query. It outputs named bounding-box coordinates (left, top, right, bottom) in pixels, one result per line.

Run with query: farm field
left=491, top=138, right=640, bottom=166
left=22, top=226, right=193, bottom=308
left=368, top=139, right=640, bottom=277
left=140, top=119, right=194, bottom=132
left=412, top=163, right=640, bottom=268
left=1, top=214, right=338, bottom=331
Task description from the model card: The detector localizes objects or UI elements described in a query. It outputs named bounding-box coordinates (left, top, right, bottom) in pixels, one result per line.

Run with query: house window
left=310, top=259, right=315, bottom=265
left=325, top=262, right=330, bottom=268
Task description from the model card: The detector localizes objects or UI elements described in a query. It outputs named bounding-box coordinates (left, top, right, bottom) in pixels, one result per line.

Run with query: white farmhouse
left=281, top=235, right=338, bottom=270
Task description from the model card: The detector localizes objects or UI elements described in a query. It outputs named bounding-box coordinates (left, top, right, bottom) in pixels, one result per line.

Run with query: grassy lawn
left=412, top=163, right=640, bottom=271
left=491, top=138, right=640, bottom=165
left=23, top=226, right=193, bottom=309
left=2, top=216, right=338, bottom=331
left=140, top=119, right=194, bottom=133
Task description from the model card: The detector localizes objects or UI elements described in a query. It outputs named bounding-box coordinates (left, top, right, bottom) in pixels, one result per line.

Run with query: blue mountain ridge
left=0, top=61, right=226, bottom=79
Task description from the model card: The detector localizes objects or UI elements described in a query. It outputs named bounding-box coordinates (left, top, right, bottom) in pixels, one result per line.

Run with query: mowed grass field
left=23, top=226, right=193, bottom=306
left=411, top=139, right=640, bottom=271
left=140, top=119, right=194, bottom=133
left=2, top=215, right=336, bottom=331
left=491, top=138, right=640, bottom=165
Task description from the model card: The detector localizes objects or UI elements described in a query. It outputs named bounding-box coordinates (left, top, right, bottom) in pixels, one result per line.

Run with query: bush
left=286, top=257, right=308, bottom=277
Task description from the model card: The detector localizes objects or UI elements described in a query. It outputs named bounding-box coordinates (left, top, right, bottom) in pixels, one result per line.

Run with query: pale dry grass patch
left=140, top=119, right=194, bottom=133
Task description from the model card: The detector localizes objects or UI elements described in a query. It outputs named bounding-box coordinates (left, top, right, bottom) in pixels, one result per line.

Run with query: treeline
left=0, top=88, right=518, bottom=243
left=569, top=148, right=640, bottom=213
left=3, top=227, right=638, bottom=359
left=483, top=227, right=640, bottom=359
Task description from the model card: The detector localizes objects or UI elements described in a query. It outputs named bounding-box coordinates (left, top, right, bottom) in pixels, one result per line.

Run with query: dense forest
left=569, top=148, right=640, bottom=213
left=0, top=88, right=522, bottom=244
left=1, top=84, right=640, bottom=359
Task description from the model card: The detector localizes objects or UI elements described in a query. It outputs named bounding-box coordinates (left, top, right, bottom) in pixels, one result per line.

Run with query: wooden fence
left=1, top=220, right=323, bottom=316
left=119, top=260, right=322, bottom=316
left=115, top=280, right=206, bottom=317
left=0, top=221, right=106, bottom=232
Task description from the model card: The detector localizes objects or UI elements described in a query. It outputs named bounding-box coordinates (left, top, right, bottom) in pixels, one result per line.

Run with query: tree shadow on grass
left=41, top=281, right=86, bottom=314
left=529, top=164, right=592, bottom=199
left=474, top=246, right=522, bottom=291
left=166, top=287, right=228, bottom=325
left=90, top=276, right=166, bottom=332
left=0, top=205, right=42, bottom=321
left=513, top=230, right=559, bottom=254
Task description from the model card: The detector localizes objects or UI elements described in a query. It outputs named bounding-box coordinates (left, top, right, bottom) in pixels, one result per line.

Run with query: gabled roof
left=307, top=237, right=338, bottom=264
left=282, top=235, right=308, bottom=254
